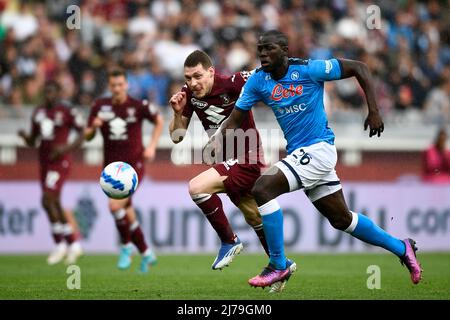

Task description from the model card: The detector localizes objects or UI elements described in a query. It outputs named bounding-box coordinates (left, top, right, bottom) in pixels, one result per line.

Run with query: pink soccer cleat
left=248, top=260, right=295, bottom=289
left=269, top=259, right=297, bottom=293
left=400, top=238, right=422, bottom=284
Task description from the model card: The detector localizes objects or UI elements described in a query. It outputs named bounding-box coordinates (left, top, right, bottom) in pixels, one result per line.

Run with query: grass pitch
left=0, top=253, right=449, bottom=300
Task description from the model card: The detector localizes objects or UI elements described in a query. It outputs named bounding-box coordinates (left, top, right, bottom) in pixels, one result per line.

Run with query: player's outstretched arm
left=216, top=107, right=248, bottom=137
left=339, top=59, right=384, bottom=137
left=144, top=113, right=164, bottom=162
left=169, top=91, right=190, bottom=143
left=202, top=107, right=248, bottom=165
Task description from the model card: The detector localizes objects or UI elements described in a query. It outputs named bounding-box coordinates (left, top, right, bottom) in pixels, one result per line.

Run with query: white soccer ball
left=99, top=161, right=139, bottom=199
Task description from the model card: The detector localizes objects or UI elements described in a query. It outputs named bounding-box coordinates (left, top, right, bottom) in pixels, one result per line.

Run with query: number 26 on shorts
left=293, top=148, right=312, bottom=165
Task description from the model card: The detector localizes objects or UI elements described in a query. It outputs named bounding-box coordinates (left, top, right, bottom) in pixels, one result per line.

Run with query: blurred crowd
left=0, top=0, right=449, bottom=123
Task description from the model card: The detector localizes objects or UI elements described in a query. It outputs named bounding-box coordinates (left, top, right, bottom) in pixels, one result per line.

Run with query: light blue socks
left=345, top=211, right=406, bottom=257
left=258, top=200, right=287, bottom=269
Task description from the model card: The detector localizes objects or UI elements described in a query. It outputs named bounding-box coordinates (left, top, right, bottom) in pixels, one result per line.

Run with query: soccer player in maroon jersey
left=85, top=69, right=164, bottom=273
left=18, top=81, right=84, bottom=265
left=169, top=50, right=270, bottom=271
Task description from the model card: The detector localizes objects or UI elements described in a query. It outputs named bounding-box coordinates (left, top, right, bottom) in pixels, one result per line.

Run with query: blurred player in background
left=423, top=127, right=450, bottom=183
left=18, top=81, right=84, bottom=265
left=209, top=30, right=422, bottom=289
left=85, top=69, right=164, bottom=273
left=169, top=50, right=272, bottom=273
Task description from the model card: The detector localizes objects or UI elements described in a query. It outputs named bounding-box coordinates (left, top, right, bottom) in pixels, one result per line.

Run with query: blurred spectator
left=55, top=64, right=76, bottom=102
left=226, top=41, right=251, bottom=72
left=199, top=0, right=221, bottom=23
left=21, top=75, right=42, bottom=105
left=127, top=5, right=157, bottom=39
left=0, top=0, right=447, bottom=118
left=78, top=69, right=100, bottom=106
left=151, top=0, right=181, bottom=24
left=1, top=2, right=38, bottom=41
left=420, top=48, right=444, bottom=86
left=153, top=29, right=200, bottom=79
left=423, top=128, right=450, bottom=183
left=126, top=53, right=154, bottom=100
left=68, top=45, right=94, bottom=84
left=147, top=60, right=170, bottom=107
left=424, top=75, right=450, bottom=123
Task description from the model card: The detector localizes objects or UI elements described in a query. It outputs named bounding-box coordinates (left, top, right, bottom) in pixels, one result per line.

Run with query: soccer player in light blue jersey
left=206, top=30, right=422, bottom=290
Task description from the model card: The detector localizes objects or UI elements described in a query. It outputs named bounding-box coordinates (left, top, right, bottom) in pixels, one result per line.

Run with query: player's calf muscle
left=238, top=199, right=262, bottom=226
left=242, top=213, right=261, bottom=226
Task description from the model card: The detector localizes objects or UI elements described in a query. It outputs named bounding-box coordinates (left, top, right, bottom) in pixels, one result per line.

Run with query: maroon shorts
left=40, top=160, right=70, bottom=195
left=213, top=160, right=262, bottom=206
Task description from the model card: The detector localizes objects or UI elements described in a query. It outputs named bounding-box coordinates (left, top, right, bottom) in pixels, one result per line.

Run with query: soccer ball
left=99, top=161, right=139, bottom=199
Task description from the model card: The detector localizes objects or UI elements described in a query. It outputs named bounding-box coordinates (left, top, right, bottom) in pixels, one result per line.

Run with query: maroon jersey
left=88, top=96, right=159, bottom=165
left=31, top=103, right=84, bottom=165
left=182, top=71, right=264, bottom=165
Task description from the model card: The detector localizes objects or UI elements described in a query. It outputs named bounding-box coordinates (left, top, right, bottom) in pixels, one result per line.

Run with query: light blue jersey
left=235, top=58, right=342, bottom=154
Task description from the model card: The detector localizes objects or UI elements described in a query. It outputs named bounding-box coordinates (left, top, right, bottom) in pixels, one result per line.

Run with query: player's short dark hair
left=184, top=50, right=213, bottom=69
left=260, top=30, right=289, bottom=47
left=108, top=68, right=127, bottom=79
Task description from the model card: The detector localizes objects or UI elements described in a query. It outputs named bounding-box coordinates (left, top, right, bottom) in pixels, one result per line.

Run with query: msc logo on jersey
left=290, top=71, right=300, bottom=80
left=191, top=98, right=208, bottom=109
left=271, top=84, right=303, bottom=101
left=276, top=103, right=307, bottom=116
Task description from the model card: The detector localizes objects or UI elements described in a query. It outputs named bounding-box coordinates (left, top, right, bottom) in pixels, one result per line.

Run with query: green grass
left=0, top=253, right=449, bottom=300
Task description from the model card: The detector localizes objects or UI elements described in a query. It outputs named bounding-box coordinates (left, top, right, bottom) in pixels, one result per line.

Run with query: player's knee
left=109, top=201, right=125, bottom=213
left=244, top=213, right=262, bottom=227
left=328, top=212, right=352, bottom=231
left=188, top=177, right=206, bottom=196
left=251, top=182, right=272, bottom=205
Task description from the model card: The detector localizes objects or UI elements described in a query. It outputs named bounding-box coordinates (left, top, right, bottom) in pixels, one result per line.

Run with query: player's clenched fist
left=169, top=91, right=187, bottom=114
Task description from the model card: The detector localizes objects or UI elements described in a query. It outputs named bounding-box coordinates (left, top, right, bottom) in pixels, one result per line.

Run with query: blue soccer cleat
left=140, top=249, right=157, bottom=273
left=117, top=244, right=133, bottom=270
left=211, top=236, right=243, bottom=270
